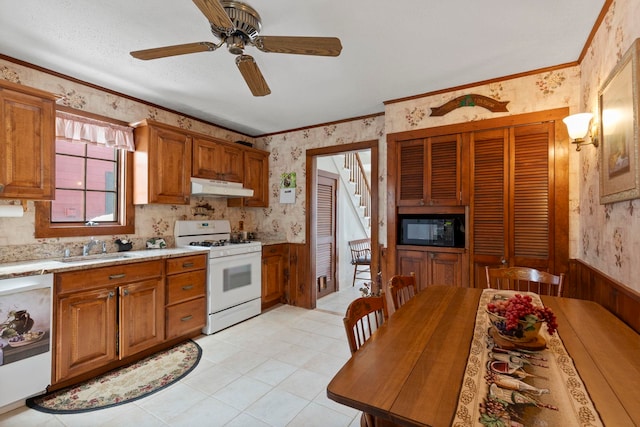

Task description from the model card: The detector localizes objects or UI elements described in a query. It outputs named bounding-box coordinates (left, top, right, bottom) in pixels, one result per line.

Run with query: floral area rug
left=26, top=340, right=201, bottom=414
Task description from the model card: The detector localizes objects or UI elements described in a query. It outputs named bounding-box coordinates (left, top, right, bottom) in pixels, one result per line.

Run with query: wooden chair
left=485, top=266, right=564, bottom=296
left=343, top=294, right=393, bottom=427
left=348, top=238, right=372, bottom=286
left=343, top=294, right=388, bottom=355
left=388, top=272, right=418, bottom=311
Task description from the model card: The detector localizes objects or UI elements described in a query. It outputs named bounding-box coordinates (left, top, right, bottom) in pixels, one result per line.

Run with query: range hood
left=190, top=177, right=254, bottom=198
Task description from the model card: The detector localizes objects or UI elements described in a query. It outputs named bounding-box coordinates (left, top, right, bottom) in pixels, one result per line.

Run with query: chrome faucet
left=82, top=237, right=104, bottom=256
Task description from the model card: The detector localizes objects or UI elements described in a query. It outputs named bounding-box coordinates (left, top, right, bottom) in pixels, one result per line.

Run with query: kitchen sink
left=60, top=253, right=134, bottom=264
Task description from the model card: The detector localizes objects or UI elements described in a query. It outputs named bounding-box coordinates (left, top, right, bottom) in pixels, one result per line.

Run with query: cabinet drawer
left=166, top=254, right=207, bottom=275
left=262, top=244, right=287, bottom=257
left=166, top=298, right=206, bottom=339
left=56, top=260, right=163, bottom=294
left=166, top=270, right=206, bottom=305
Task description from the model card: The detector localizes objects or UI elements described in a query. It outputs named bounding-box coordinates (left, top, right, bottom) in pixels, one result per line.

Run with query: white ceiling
left=0, top=0, right=604, bottom=136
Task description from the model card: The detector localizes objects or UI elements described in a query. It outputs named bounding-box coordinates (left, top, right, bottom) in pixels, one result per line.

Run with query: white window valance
left=55, top=111, right=135, bottom=152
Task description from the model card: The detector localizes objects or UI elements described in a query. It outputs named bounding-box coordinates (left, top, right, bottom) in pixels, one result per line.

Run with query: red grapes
left=487, top=294, right=558, bottom=335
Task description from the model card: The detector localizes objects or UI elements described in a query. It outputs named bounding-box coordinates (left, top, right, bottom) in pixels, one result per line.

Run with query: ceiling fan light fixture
left=226, top=35, right=245, bottom=55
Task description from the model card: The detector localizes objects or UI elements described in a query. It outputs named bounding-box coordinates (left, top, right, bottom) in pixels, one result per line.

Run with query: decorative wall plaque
left=430, top=94, right=509, bottom=116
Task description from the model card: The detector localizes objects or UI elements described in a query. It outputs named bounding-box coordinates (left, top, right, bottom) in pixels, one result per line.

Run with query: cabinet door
left=396, top=250, right=427, bottom=291
left=0, top=86, right=55, bottom=199
left=151, top=126, right=191, bottom=204
left=192, top=137, right=243, bottom=182
left=228, top=149, right=269, bottom=208
left=262, top=244, right=288, bottom=310
left=243, top=150, right=269, bottom=207
left=55, top=287, right=117, bottom=382
left=470, top=128, right=508, bottom=286
left=119, top=278, right=165, bottom=358
left=428, top=134, right=461, bottom=205
left=427, top=251, right=462, bottom=287
left=397, top=139, right=426, bottom=206
left=134, top=122, right=191, bottom=205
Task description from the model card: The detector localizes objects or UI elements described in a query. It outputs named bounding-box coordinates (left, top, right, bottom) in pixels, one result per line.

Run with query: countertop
left=0, top=247, right=211, bottom=280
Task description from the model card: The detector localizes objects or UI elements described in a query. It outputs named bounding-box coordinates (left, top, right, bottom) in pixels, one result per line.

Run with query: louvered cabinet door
left=428, top=134, right=462, bottom=205
left=397, top=139, right=426, bottom=206
left=470, top=128, right=509, bottom=286
left=510, top=123, right=554, bottom=271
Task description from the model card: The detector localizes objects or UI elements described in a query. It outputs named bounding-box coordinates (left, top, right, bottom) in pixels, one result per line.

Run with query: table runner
left=452, top=289, right=603, bottom=427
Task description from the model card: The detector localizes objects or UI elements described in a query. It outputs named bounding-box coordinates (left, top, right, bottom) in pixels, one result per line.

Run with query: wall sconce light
left=562, top=112, right=599, bottom=151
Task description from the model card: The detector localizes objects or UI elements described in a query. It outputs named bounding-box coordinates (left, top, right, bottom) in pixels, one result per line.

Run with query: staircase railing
left=344, top=152, right=371, bottom=227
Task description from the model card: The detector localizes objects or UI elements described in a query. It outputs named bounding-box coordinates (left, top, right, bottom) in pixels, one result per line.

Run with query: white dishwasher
left=0, top=274, right=52, bottom=413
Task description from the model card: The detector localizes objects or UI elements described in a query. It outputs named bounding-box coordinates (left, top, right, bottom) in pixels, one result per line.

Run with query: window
left=35, top=109, right=135, bottom=238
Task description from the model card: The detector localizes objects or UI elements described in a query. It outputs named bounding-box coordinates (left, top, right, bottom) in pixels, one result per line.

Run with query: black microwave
left=398, top=214, right=465, bottom=247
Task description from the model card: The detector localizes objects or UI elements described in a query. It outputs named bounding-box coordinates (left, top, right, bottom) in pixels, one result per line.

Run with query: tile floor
left=0, top=285, right=364, bottom=427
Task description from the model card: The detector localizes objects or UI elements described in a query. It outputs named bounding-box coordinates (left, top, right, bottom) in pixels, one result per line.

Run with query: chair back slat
left=388, top=273, right=418, bottom=310
left=485, top=266, right=564, bottom=296
left=343, top=294, right=388, bottom=355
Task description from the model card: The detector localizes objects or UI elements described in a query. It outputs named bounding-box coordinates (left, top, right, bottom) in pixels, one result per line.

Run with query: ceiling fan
left=130, top=0, right=342, bottom=96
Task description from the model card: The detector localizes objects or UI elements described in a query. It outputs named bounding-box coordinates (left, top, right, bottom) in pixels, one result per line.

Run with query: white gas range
left=174, top=220, right=262, bottom=334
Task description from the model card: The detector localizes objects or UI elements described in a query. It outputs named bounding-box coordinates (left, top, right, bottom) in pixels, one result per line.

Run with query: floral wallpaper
left=252, top=116, right=386, bottom=244
left=575, top=0, right=640, bottom=290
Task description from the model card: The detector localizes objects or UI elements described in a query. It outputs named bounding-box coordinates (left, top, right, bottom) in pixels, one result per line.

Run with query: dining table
left=326, top=285, right=640, bottom=426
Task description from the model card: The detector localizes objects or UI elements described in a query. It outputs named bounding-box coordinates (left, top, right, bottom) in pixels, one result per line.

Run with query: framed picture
left=599, top=38, right=640, bottom=204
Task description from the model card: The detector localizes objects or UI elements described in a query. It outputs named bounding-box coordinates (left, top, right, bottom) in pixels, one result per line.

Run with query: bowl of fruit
left=486, top=294, right=557, bottom=343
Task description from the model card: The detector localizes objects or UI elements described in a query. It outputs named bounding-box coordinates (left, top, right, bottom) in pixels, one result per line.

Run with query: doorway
left=306, top=140, right=379, bottom=310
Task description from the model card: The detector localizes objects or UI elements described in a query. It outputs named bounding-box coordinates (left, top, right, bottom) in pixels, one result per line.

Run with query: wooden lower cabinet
left=53, top=253, right=207, bottom=387
left=56, top=286, right=118, bottom=382
left=165, top=254, right=207, bottom=339
left=397, top=248, right=465, bottom=289
left=262, top=244, right=289, bottom=310
left=54, top=260, right=164, bottom=384
left=119, top=278, right=165, bottom=357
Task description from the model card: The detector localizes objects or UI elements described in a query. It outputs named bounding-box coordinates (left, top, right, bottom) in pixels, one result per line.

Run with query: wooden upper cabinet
left=228, top=149, right=269, bottom=208
left=192, top=137, right=243, bottom=182
left=397, top=134, right=462, bottom=206
left=0, top=81, right=55, bottom=200
left=132, top=120, right=192, bottom=205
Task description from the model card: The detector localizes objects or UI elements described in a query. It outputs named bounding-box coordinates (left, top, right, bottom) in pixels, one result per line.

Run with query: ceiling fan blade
left=130, top=42, right=219, bottom=60
left=235, top=55, right=271, bottom=96
left=254, top=36, right=342, bottom=56
left=192, top=0, right=234, bottom=33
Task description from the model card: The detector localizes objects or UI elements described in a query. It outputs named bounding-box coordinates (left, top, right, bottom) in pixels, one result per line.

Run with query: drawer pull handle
left=109, top=273, right=126, bottom=280
left=182, top=262, right=195, bottom=268
left=180, top=315, right=193, bottom=322
left=182, top=285, right=194, bottom=291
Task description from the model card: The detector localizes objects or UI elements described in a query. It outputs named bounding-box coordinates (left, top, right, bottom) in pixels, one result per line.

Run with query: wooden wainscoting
left=568, top=259, right=640, bottom=334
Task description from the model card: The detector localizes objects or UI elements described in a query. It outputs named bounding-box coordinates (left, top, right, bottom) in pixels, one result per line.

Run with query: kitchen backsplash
left=0, top=199, right=284, bottom=263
